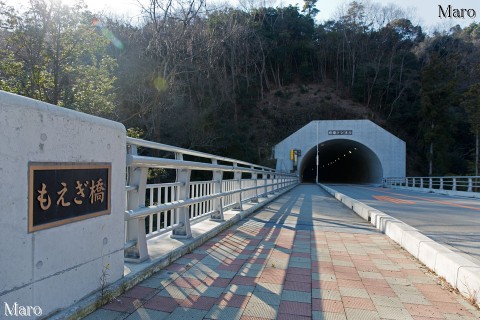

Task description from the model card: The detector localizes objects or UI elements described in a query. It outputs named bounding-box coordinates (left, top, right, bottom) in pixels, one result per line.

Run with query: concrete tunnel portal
left=300, top=139, right=383, bottom=184
left=274, top=120, right=406, bottom=185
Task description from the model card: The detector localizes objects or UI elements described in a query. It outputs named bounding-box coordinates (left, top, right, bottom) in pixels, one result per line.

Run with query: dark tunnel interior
left=300, top=139, right=383, bottom=184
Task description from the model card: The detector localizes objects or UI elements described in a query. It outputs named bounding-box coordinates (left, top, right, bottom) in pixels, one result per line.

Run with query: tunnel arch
left=299, top=139, right=383, bottom=184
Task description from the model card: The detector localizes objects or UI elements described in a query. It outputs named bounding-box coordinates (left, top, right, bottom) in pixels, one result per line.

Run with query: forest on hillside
left=1, top=0, right=480, bottom=176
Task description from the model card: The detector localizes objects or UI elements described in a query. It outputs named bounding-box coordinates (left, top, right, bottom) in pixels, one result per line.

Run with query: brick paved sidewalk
left=84, top=185, right=480, bottom=320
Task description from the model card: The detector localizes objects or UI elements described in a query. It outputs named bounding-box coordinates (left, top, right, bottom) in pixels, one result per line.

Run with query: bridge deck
left=84, top=185, right=480, bottom=320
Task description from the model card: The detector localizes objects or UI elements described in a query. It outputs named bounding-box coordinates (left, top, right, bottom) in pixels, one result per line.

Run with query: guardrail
left=125, top=137, right=298, bottom=261
left=383, top=176, right=480, bottom=198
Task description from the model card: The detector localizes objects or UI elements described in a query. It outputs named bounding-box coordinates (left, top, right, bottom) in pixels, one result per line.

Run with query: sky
left=6, top=0, right=480, bottom=31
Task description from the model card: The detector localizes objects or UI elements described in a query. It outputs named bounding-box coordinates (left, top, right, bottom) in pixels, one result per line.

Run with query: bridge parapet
left=384, top=176, right=480, bottom=198
left=125, top=137, right=298, bottom=262
left=0, top=90, right=126, bottom=318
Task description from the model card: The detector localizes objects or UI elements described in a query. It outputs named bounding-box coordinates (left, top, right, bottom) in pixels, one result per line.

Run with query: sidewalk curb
left=319, top=183, right=480, bottom=308
left=51, top=184, right=299, bottom=320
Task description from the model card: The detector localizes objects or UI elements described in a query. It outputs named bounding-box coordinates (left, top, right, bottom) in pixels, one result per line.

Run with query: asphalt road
left=325, top=184, right=480, bottom=265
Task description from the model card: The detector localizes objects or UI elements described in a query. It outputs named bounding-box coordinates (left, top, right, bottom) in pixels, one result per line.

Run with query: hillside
left=1, top=1, right=478, bottom=176
left=246, top=81, right=425, bottom=176
left=251, top=81, right=377, bottom=148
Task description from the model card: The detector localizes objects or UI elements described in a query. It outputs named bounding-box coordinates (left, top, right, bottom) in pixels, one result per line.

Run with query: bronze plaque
left=29, top=163, right=111, bottom=232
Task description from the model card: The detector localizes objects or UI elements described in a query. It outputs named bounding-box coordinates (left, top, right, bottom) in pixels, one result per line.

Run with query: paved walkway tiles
left=83, top=185, right=480, bottom=320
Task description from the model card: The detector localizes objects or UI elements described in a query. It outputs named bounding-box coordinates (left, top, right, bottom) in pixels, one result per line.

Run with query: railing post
left=269, top=172, right=276, bottom=194
left=440, top=178, right=444, bottom=190
left=271, top=174, right=276, bottom=193
left=232, top=163, right=243, bottom=210
left=429, top=178, right=433, bottom=190
left=172, top=153, right=192, bottom=239
left=125, top=145, right=149, bottom=261
left=420, top=178, right=424, bottom=188
left=263, top=171, right=268, bottom=196
left=452, top=178, right=457, bottom=191
left=468, top=177, right=473, bottom=192
left=251, top=166, right=259, bottom=203
left=211, top=159, right=224, bottom=221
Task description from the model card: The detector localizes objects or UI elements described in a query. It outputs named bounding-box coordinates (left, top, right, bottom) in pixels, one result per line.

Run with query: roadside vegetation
left=1, top=0, right=480, bottom=175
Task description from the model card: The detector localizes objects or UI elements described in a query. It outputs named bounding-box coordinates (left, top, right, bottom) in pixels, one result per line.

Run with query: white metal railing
left=144, top=182, right=179, bottom=240
left=189, top=181, right=214, bottom=221
left=124, top=137, right=298, bottom=261
left=383, top=176, right=480, bottom=195
left=222, top=179, right=237, bottom=208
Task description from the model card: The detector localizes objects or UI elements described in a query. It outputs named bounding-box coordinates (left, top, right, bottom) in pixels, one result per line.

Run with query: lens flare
left=92, top=17, right=124, bottom=50
left=154, top=77, right=168, bottom=92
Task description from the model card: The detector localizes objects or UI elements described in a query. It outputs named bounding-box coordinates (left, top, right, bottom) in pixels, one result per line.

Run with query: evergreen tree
left=0, top=0, right=117, bottom=117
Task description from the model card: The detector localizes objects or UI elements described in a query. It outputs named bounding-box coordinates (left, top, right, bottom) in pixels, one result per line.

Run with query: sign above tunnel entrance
left=328, top=130, right=353, bottom=135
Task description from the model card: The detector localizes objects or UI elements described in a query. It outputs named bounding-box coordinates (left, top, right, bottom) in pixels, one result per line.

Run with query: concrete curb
left=50, top=184, right=299, bottom=320
left=319, top=183, right=480, bottom=308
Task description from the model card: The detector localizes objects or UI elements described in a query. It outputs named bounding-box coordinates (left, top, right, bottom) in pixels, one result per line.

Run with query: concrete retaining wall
left=320, top=183, right=480, bottom=308
left=0, top=91, right=126, bottom=318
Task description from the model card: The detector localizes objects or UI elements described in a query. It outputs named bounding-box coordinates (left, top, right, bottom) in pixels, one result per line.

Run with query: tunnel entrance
left=300, top=139, right=383, bottom=184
